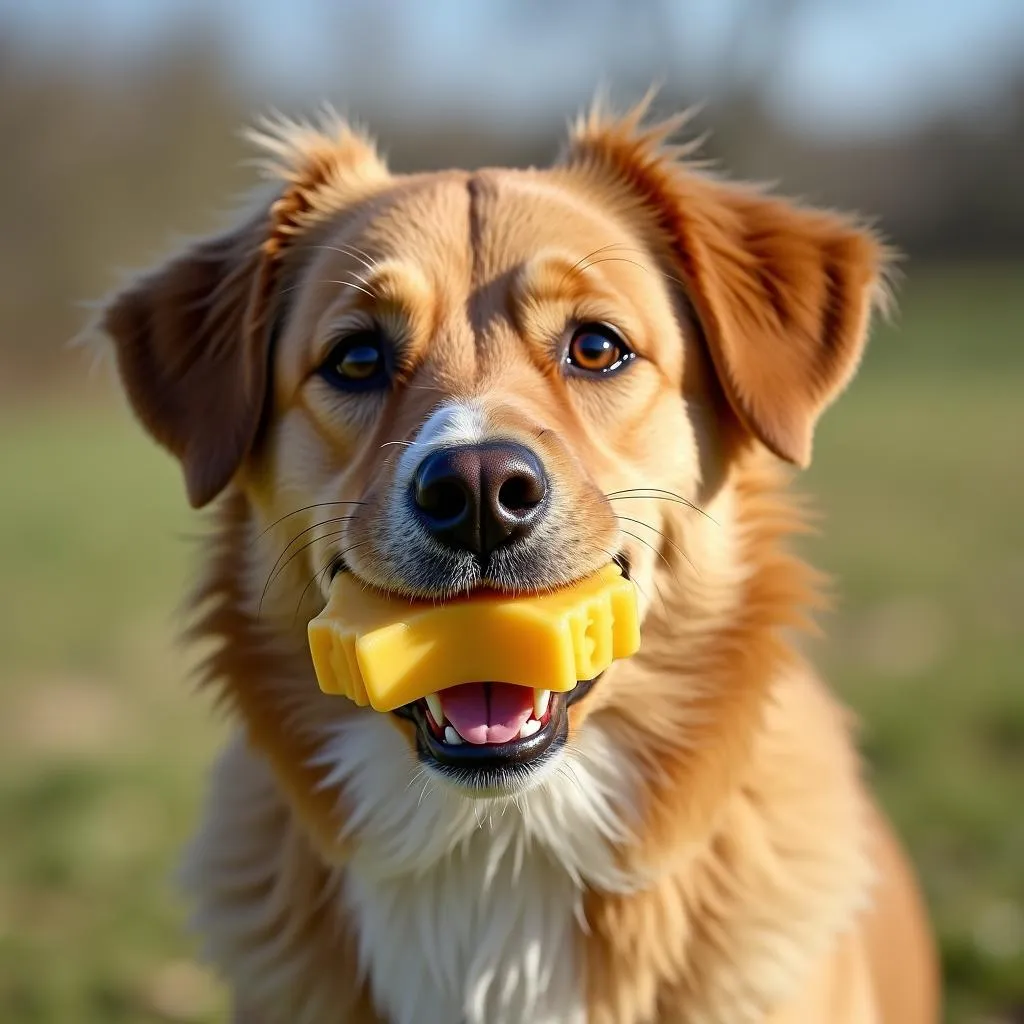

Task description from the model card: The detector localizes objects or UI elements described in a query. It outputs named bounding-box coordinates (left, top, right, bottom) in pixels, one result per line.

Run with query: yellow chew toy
left=308, top=564, right=640, bottom=712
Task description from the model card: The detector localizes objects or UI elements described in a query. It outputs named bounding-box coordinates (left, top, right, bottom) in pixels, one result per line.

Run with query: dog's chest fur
left=344, top=823, right=584, bottom=1024
left=322, top=714, right=640, bottom=1024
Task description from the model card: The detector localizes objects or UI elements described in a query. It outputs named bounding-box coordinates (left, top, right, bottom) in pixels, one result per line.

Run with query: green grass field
left=1, top=264, right=1022, bottom=1023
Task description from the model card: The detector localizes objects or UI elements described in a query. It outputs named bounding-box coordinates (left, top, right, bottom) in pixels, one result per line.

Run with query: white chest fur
left=344, top=823, right=585, bottom=1024
left=318, top=714, right=639, bottom=1024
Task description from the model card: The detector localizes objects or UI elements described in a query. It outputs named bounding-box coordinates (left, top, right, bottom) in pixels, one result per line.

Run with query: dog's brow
left=307, top=257, right=436, bottom=364
left=514, top=250, right=643, bottom=321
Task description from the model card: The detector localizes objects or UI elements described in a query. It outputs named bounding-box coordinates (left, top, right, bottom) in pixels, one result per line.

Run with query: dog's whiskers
left=405, top=765, right=429, bottom=795
left=301, top=242, right=380, bottom=275
left=292, top=541, right=371, bottom=623
left=417, top=777, right=432, bottom=809
left=606, top=488, right=717, bottom=524
left=278, top=274, right=376, bottom=300
left=577, top=255, right=652, bottom=278
left=257, top=501, right=366, bottom=540
left=260, top=527, right=352, bottom=615
left=614, top=514, right=696, bottom=575
left=601, top=545, right=664, bottom=615
left=259, top=515, right=362, bottom=615
left=558, top=242, right=636, bottom=289
left=619, top=528, right=677, bottom=583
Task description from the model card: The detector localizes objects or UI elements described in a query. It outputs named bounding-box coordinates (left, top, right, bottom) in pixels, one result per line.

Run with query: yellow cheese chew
left=307, top=564, right=640, bottom=712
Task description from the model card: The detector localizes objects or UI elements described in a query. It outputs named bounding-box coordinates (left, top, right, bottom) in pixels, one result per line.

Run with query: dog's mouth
left=370, top=550, right=629, bottom=790
left=392, top=676, right=600, bottom=786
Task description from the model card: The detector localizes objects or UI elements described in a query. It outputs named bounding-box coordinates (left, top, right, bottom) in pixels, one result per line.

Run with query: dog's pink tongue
left=440, top=682, right=534, bottom=745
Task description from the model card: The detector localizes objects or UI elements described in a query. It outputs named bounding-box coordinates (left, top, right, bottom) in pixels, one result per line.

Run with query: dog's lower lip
left=393, top=675, right=601, bottom=780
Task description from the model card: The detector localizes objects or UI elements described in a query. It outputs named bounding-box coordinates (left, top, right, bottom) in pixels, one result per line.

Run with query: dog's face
left=103, top=109, right=886, bottom=805
left=246, top=171, right=712, bottom=790
left=260, top=171, right=697, bottom=598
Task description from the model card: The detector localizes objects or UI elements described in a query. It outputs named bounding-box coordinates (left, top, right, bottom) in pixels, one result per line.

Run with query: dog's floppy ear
left=562, top=103, right=892, bottom=467
left=102, top=214, right=274, bottom=508
left=101, top=112, right=389, bottom=507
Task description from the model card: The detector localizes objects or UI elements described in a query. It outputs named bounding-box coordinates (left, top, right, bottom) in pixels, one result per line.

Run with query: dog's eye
left=565, top=323, right=635, bottom=376
left=319, top=331, right=388, bottom=390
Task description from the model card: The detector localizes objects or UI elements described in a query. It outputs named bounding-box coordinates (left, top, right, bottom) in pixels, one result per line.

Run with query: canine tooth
left=533, top=689, right=551, bottom=719
left=444, top=725, right=463, bottom=745
left=425, top=693, right=444, bottom=726
left=520, top=718, right=542, bottom=738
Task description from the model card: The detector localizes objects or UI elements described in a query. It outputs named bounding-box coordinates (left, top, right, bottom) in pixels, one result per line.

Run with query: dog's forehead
left=326, top=168, right=644, bottom=288
left=352, top=172, right=475, bottom=271
left=467, top=169, right=642, bottom=271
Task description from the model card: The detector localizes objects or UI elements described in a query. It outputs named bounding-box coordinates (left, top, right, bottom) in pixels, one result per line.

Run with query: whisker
left=630, top=567, right=660, bottom=612
left=405, top=765, right=428, bottom=794
left=555, top=759, right=590, bottom=800
left=292, top=540, right=371, bottom=623
left=292, top=560, right=334, bottom=625
left=292, top=561, right=331, bottom=622
left=614, top=515, right=696, bottom=575
left=259, top=515, right=362, bottom=613
left=601, top=545, right=663, bottom=615
left=606, top=489, right=717, bottom=525
left=565, top=241, right=690, bottom=291
left=609, top=493, right=702, bottom=514
left=329, top=278, right=376, bottom=300
left=262, top=527, right=354, bottom=615
left=347, top=268, right=375, bottom=293
left=607, top=487, right=702, bottom=509
left=620, top=529, right=678, bottom=583
left=278, top=278, right=375, bottom=299
left=417, top=778, right=432, bottom=809
left=380, top=440, right=414, bottom=449
left=257, top=501, right=366, bottom=540
left=578, top=255, right=651, bottom=278
left=558, top=242, right=634, bottom=289
left=299, top=242, right=379, bottom=273
left=632, top=571, right=664, bottom=615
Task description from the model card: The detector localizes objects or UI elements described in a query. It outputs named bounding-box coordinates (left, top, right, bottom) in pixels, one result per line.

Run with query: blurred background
left=0, top=1, right=1021, bottom=1021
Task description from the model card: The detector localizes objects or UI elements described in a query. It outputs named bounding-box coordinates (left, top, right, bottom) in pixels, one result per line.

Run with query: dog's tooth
left=444, top=725, right=463, bottom=745
left=425, top=693, right=444, bottom=726
left=520, top=718, right=542, bottom=738
left=533, top=689, right=551, bottom=719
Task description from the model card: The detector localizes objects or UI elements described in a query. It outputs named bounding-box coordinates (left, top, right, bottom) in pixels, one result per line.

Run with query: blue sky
left=3, top=0, right=1023, bottom=136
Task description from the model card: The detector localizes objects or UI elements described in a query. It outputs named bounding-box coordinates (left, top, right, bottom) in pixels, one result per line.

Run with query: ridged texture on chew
left=307, top=565, right=640, bottom=711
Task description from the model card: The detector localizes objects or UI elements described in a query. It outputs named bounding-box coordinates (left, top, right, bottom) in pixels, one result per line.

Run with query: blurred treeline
left=1, top=24, right=1021, bottom=389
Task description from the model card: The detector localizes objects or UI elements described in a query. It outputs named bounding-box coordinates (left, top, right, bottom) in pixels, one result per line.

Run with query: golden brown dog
left=101, top=101, right=939, bottom=1023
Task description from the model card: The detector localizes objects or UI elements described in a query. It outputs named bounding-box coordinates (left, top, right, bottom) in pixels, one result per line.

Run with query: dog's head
left=103, top=104, right=887, bottom=823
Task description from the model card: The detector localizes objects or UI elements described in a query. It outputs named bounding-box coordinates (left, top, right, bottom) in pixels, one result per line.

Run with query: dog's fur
left=101, top=101, right=939, bottom=1023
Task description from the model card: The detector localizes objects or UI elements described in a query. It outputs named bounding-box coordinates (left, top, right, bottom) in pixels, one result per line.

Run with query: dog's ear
left=101, top=113, right=389, bottom=507
left=102, top=214, right=274, bottom=508
left=562, top=103, right=892, bottom=467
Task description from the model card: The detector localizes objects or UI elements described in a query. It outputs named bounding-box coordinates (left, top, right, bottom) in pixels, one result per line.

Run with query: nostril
left=413, top=447, right=481, bottom=538
left=497, top=473, right=543, bottom=516
left=419, top=478, right=469, bottom=522
left=415, top=476, right=469, bottom=522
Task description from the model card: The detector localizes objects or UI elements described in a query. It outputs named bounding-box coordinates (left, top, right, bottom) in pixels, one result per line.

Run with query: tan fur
left=103, top=103, right=939, bottom=1022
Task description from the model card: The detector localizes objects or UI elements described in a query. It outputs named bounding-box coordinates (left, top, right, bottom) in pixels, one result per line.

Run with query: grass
left=1, top=263, right=1022, bottom=1022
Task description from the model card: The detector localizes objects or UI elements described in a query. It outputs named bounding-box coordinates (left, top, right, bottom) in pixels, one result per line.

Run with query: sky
left=2, top=0, right=1023, bottom=137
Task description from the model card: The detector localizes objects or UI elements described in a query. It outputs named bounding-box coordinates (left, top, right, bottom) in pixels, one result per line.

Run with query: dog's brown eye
left=565, top=323, right=634, bottom=376
left=338, top=344, right=381, bottom=379
left=319, top=331, right=389, bottom=391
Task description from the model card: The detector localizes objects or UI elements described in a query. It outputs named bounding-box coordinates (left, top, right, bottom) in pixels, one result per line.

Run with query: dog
left=100, top=100, right=939, bottom=1023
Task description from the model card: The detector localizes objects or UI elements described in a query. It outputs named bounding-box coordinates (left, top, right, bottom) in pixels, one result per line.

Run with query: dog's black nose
left=412, top=442, right=548, bottom=557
